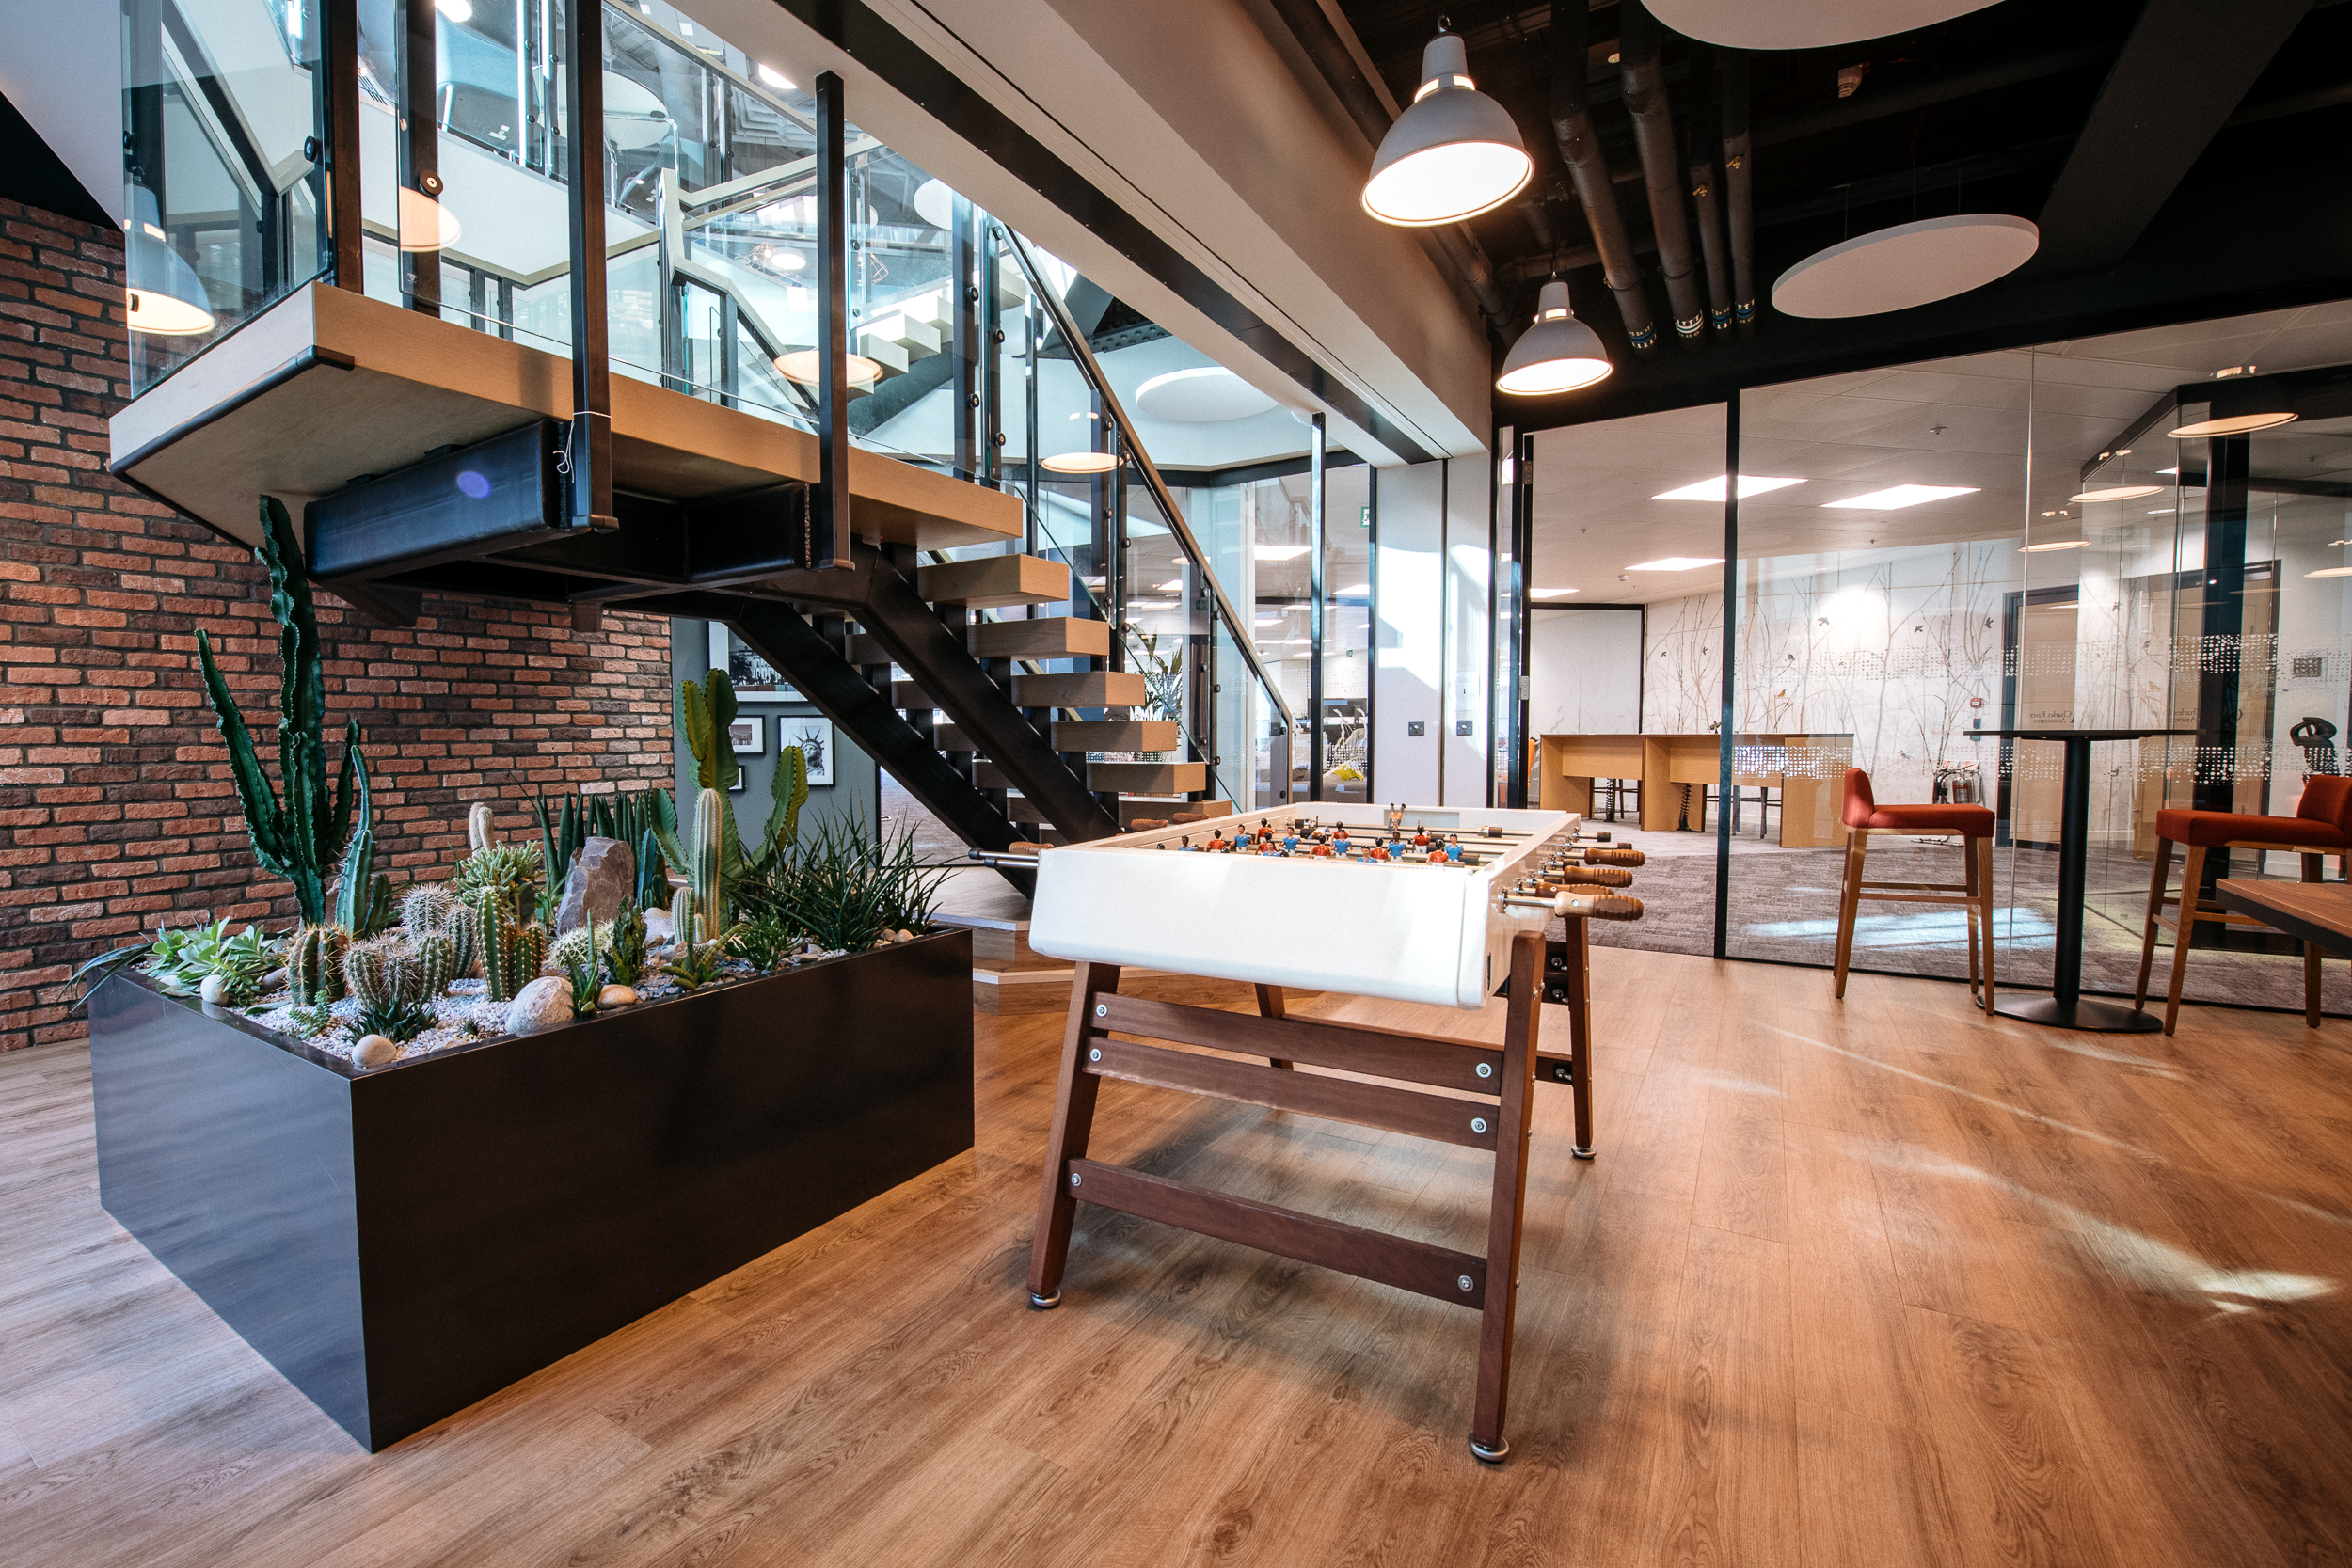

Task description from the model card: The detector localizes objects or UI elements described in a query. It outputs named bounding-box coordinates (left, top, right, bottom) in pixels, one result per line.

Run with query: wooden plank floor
left=6, top=951, right=2352, bottom=1566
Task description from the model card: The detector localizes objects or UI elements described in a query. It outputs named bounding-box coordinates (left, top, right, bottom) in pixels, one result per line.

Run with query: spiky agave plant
left=193, top=496, right=367, bottom=927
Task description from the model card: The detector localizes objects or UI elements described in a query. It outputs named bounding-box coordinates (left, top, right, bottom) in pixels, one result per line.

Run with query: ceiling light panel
left=1628, top=557, right=1725, bottom=571
left=1652, top=475, right=1808, bottom=501
left=1821, top=485, right=1979, bottom=510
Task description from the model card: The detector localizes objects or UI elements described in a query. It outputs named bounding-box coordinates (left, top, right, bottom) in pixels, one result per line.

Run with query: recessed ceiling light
left=755, top=63, right=795, bottom=90
left=2149, top=508, right=2175, bottom=515
left=2168, top=412, right=2298, bottom=438
left=2308, top=566, right=2352, bottom=578
left=1821, top=485, right=1979, bottom=510
left=1531, top=586, right=1580, bottom=597
left=2021, top=540, right=2091, bottom=553
left=1628, top=557, right=1725, bottom=571
left=1652, top=475, right=1807, bottom=501
left=2069, top=484, right=2164, bottom=503
left=1254, top=544, right=1311, bottom=561
left=2157, top=467, right=2179, bottom=475
left=1255, top=613, right=1286, bottom=625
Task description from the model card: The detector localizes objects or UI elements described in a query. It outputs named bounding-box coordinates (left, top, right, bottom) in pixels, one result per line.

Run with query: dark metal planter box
left=87, top=929, right=974, bottom=1451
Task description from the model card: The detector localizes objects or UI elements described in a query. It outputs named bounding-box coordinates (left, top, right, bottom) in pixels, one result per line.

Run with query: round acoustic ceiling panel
left=1772, top=214, right=2039, bottom=318
left=1135, top=367, right=1279, bottom=423
left=1647, top=0, right=1999, bottom=49
left=913, top=178, right=956, bottom=231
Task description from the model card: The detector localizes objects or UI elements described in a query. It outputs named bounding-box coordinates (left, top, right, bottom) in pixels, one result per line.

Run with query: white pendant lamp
left=396, top=182, right=463, bottom=253
left=123, top=186, right=215, bottom=337
left=1496, top=280, right=1612, bottom=395
left=1362, top=31, right=1531, bottom=228
left=775, top=348, right=882, bottom=388
left=1645, top=0, right=1998, bottom=51
left=1041, top=411, right=1120, bottom=474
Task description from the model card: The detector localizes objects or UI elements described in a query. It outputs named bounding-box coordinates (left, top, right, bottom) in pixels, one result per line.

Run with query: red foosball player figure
left=1311, top=841, right=1334, bottom=857
left=1367, top=842, right=1391, bottom=862
left=1412, top=826, right=1432, bottom=847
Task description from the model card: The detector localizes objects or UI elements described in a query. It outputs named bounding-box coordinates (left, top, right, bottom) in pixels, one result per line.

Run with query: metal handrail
left=996, top=227, right=1297, bottom=733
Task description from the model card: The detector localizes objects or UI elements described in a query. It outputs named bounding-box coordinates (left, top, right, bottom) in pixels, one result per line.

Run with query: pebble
left=597, top=984, right=638, bottom=1008
left=506, top=975, right=574, bottom=1035
left=352, top=1034, right=400, bottom=1069
left=262, top=967, right=288, bottom=990
left=199, top=974, right=232, bottom=1006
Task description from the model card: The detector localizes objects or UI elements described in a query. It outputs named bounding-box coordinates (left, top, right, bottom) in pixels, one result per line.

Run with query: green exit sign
left=1359, top=505, right=1371, bottom=528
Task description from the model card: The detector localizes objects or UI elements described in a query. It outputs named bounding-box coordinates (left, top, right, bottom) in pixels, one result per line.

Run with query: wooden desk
left=2217, top=879, right=2352, bottom=958
left=1536, top=733, right=1854, bottom=847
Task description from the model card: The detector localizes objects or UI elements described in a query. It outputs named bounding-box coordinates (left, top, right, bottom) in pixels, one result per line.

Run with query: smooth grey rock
left=505, top=975, right=574, bottom=1036
left=262, top=967, right=288, bottom=991
left=644, top=908, right=675, bottom=942
left=555, top=835, right=635, bottom=936
left=596, top=983, right=638, bottom=1008
left=352, top=1034, right=400, bottom=1069
left=199, top=974, right=231, bottom=1006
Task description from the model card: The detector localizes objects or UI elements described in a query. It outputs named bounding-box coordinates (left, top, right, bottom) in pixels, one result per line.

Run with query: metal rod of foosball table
left=1500, top=891, right=1644, bottom=921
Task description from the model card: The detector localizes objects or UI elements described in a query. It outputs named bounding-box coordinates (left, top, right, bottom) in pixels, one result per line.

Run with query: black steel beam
left=2030, top=0, right=2308, bottom=278
left=321, top=0, right=362, bottom=289
left=504, top=483, right=815, bottom=591
left=563, top=0, right=614, bottom=531
left=812, top=71, right=853, bottom=570
left=307, top=421, right=561, bottom=580
left=399, top=0, right=441, bottom=315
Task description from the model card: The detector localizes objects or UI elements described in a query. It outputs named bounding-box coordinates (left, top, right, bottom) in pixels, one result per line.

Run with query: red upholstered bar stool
left=1832, top=768, right=1998, bottom=1006
left=2134, top=776, right=2352, bottom=1035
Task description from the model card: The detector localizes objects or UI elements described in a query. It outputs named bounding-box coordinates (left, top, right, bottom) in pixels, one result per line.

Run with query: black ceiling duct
left=1617, top=0, right=1707, bottom=343
left=1687, top=44, right=1734, bottom=335
left=1722, top=51, right=1756, bottom=327
left=1549, top=0, right=1658, bottom=351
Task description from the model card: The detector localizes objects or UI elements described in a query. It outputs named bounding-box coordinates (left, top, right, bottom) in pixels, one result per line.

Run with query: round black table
left=1977, top=728, right=2196, bottom=1033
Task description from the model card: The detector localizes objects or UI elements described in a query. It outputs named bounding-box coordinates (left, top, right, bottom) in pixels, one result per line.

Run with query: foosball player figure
left=1444, top=835, right=1465, bottom=863
left=1311, top=839, right=1334, bottom=857
left=1179, top=835, right=1198, bottom=851
left=1412, top=825, right=1432, bottom=848
left=1332, top=829, right=1353, bottom=855
left=1281, top=830, right=1300, bottom=854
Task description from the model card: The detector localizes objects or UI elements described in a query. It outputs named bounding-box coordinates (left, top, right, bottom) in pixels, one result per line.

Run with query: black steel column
left=980, top=227, right=1004, bottom=491
left=562, top=0, right=613, bottom=531
left=2193, top=434, right=2252, bottom=815
left=951, top=194, right=978, bottom=483
left=398, top=0, right=441, bottom=315
left=320, top=0, right=362, bottom=289
left=811, top=71, right=853, bottom=569
left=1309, top=412, right=1327, bottom=801
left=1107, top=431, right=1127, bottom=673
left=1512, top=430, right=1535, bottom=808
left=1714, top=399, right=1740, bottom=960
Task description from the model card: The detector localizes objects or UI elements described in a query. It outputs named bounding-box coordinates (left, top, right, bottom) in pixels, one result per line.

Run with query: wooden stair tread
left=1052, top=720, right=1182, bottom=752
left=1088, top=760, right=1208, bottom=793
left=1010, top=670, right=1148, bottom=707
left=915, top=554, right=1069, bottom=608
left=969, top=616, right=1112, bottom=659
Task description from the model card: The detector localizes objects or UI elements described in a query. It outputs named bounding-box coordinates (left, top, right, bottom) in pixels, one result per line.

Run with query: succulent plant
left=607, top=896, right=647, bottom=988
left=451, top=843, right=538, bottom=917
left=730, top=911, right=792, bottom=973
left=475, top=888, right=549, bottom=1004
left=660, top=935, right=730, bottom=991
left=559, top=918, right=607, bottom=1019
left=330, top=757, right=397, bottom=937
left=144, top=918, right=274, bottom=999
left=193, top=495, right=368, bottom=927
left=669, top=883, right=700, bottom=951
left=651, top=671, right=805, bottom=924
left=286, top=922, right=350, bottom=1006
left=349, top=995, right=436, bottom=1045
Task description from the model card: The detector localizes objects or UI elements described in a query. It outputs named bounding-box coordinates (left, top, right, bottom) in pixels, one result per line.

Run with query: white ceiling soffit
left=0, top=0, right=124, bottom=221
left=688, top=0, right=1489, bottom=467
left=1646, top=0, right=2001, bottom=51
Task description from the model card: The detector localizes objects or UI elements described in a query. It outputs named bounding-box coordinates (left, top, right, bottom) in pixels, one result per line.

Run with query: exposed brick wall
left=0, top=198, right=673, bottom=1053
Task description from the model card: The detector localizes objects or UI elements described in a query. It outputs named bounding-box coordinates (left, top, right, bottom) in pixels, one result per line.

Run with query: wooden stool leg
left=2162, top=846, right=2204, bottom=1037
left=2134, top=837, right=2175, bottom=1010
left=1563, top=915, right=1595, bottom=1159
left=1027, top=960, right=1120, bottom=1307
left=1977, top=833, right=1996, bottom=1017
left=2303, top=852, right=2324, bottom=1029
left=1963, top=832, right=1982, bottom=997
left=1470, top=931, right=1543, bottom=1464
left=1256, top=983, right=1295, bottom=1068
left=1833, top=830, right=1867, bottom=999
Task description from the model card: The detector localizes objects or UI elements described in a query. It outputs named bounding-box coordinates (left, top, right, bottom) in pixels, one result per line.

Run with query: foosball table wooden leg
left=1255, top=983, right=1294, bottom=1069
left=1027, top=960, right=1122, bottom=1308
left=1564, top=917, right=1595, bottom=1160
left=1470, top=931, right=1543, bottom=1463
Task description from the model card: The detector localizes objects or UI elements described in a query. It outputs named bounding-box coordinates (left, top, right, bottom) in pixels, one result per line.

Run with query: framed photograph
left=727, top=716, right=764, bottom=753
left=728, top=766, right=747, bottom=793
left=779, top=717, right=834, bottom=786
left=707, top=625, right=798, bottom=698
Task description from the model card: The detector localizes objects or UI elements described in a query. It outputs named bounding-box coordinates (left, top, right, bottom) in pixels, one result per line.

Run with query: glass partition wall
left=1525, top=303, right=2352, bottom=1020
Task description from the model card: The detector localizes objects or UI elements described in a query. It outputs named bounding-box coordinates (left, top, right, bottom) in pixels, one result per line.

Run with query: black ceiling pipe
left=1687, top=44, right=1734, bottom=335
left=1722, top=50, right=1756, bottom=327
left=1259, top=0, right=1513, bottom=330
left=1549, top=0, right=1658, bottom=351
left=1618, top=0, right=1707, bottom=343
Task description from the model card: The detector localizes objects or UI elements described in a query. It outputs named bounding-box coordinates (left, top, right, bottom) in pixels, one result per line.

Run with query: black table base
left=1990, top=993, right=2168, bottom=1033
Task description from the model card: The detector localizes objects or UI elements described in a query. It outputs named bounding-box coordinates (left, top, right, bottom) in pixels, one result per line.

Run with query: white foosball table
left=1010, top=802, right=1646, bottom=1463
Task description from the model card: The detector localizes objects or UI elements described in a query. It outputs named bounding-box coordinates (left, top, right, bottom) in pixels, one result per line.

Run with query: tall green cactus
left=286, top=923, right=348, bottom=1006
left=476, top=888, right=549, bottom=1004
left=331, top=753, right=396, bottom=936
left=771, top=744, right=809, bottom=857
left=194, top=496, right=364, bottom=927
left=654, top=670, right=805, bottom=917
left=678, top=669, right=741, bottom=791
left=691, top=785, right=725, bottom=938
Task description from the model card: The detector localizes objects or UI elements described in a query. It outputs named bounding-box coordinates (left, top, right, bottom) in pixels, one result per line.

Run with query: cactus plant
left=669, top=884, right=699, bottom=951
left=653, top=672, right=805, bottom=919
left=401, top=882, right=477, bottom=976
left=343, top=930, right=455, bottom=1011
left=193, top=495, right=367, bottom=927
left=286, top=922, right=350, bottom=1006
left=475, top=888, right=549, bottom=1003
left=451, top=842, right=538, bottom=918
left=691, top=785, right=726, bottom=937
left=634, top=825, right=667, bottom=910
left=331, top=755, right=397, bottom=937
left=607, top=896, right=647, bottom=988
left=559, top=917, right=606, bottom=1018
left=468, top=800, right=496, bottom=852
left=660, top=935, right=729, bottom=991
left=677, top=668, right=742, bottom=791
